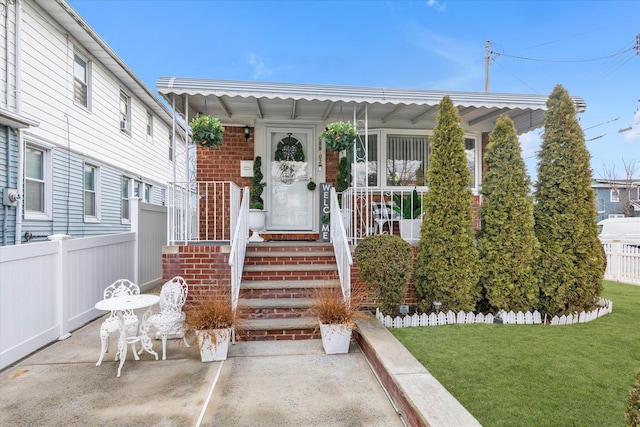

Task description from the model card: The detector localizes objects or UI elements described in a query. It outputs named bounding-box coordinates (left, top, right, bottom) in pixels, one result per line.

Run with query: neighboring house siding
left=593, top=182, right=640, bottom=221
left=0, top=1, right=186, bottom=246
left=0, top=127, right=18, bottom=245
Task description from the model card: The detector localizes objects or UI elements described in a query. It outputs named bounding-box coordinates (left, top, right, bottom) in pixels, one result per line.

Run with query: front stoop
left=238, top=242, right=339, bottom=341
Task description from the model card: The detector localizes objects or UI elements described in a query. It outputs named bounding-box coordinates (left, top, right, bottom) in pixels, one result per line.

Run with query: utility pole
left=636, top=33, right=640, bottom=55
left=484, top=40, right=490, bottom=93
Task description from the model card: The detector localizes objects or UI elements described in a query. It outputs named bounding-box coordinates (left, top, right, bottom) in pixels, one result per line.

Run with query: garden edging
left=355, top=314, right=482, bottom=427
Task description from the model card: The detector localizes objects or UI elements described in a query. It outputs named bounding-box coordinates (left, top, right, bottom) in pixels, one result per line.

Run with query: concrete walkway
left=0, top=312, right=404, bottom=426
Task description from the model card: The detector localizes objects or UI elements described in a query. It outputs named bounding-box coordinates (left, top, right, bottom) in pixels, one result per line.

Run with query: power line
left=490, top=46, right=634, bottom=63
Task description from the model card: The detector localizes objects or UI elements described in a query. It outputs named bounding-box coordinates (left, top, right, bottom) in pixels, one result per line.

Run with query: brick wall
left=162, top=245, right=231, bottom=304
left=196, top=125, right=254, bottom=184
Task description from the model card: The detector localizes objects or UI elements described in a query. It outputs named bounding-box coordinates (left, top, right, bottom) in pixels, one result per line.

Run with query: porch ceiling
left=157, top=77, right=586, bottom=135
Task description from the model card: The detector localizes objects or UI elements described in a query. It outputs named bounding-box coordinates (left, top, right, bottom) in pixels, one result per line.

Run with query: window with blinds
left=386, top=135, right=429, bottom=186
left=73, top=54, right=88, bottom=107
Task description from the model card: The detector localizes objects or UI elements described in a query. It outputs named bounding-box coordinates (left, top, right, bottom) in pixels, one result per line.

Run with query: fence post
left=130, top=198, right=141, bottom=286
left=610, top=241, right=622, bottom=282
left=48, top=234, right=72, bottom=340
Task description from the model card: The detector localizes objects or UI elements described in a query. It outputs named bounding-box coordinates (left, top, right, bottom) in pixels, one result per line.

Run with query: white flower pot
left=195, top=328, right=231, bottom=362
left=399, top=218, right=421, bottom=245
left=248, top=209, right=267, bottom=242
left=319, top=321, right=352, bottom=354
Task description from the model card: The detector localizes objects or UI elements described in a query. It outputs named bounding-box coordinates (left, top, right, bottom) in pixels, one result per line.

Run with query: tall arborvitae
left=533, top=84, right=605, bottom=315
left=415, top=96, right=480, bottom=312
left=478, top=116, right=539, bottom=312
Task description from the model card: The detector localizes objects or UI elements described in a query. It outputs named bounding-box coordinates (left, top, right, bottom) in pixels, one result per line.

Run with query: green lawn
left=390, top=281, right=640, bottom=427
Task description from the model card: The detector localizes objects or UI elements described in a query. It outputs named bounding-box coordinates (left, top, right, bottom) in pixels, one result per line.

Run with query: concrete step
left=243, top=264, right=337, bottom=272
left=238, top=298, right=315, bottom=320
left=239, top=279, right=340, bottom=299
left=239, top=298, right=315, bottom=309
left=241, top=279, right=340, bottom=290
left=245, top=250, right=335, bottom=258
left=246, top=242, right=333, bottom=249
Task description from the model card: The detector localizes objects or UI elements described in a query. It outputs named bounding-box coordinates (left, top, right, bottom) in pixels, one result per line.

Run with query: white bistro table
left=95, top=294, right=160, bottom=377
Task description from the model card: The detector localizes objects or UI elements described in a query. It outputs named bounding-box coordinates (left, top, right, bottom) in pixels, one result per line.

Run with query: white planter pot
left=399, top=218, right=421, bottom=245
left=248, top=209, right=267, bottom=242
left=319, top=321, right=352, bottom=354
left=195, top=328, right=231, bottom=362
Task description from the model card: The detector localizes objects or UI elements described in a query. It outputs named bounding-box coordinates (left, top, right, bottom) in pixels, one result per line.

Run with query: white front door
left=267, top=128, right=314, bottom=231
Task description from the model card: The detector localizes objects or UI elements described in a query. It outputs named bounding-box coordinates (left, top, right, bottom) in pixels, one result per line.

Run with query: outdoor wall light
left=243, top=125, right=251, bottom=141
left=433, top=301, right=442, bottom=314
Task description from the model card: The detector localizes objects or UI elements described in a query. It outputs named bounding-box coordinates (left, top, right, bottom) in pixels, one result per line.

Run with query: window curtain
left=386, top=135, right=429, bottom=186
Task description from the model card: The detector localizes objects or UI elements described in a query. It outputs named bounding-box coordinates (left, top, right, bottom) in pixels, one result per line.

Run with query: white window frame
left=120, top=90, right=131, bottom=134
left=24, top=144, right=53, bottom=220
left=73, top=52, right=91, bottom=109
left=144, top=184, right=151, bottom=203
left=384, top=132, right=430, bottom=187
left=134, top=180, right=150, bottom=203
left=353, top=131, right=381, bottom=187
left=610, top=189, right=619, bottom=203
left=122, top=176, right=131, bottom=224
left=374, top=129, right=480, bottom=193
left=146, top=111, right=154, bottom=140
left=84, top=163, right=100, bottom=222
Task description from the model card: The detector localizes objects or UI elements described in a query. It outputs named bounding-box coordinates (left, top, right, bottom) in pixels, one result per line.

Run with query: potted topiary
left=321, top=121, right=357, bottom=153
left=249, top=156, right=267, bottom=242
left=312, top=285, right=365, bottom=354
left=354, top=234, right=413, bottom=316
left=184, top=293, right=236, bottom=362
left=392, top=188, right=423, bottom=244
left=189, top=115, right=224, bottom=148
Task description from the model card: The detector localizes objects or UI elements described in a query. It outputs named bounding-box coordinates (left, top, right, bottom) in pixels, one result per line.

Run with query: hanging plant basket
left=321, top=121, right=357, bottom=153
left=189, top=115, right=224, bottom=148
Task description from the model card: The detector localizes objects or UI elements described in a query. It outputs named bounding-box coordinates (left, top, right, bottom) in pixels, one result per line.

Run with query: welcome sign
left=319, top=183, right=332, bottom=242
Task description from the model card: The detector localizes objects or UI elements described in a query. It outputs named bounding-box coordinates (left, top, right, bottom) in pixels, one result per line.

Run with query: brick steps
left=240, top=318, right=320, bottom=341
left=238, top=298, right=315, bottom=320
left=237, top=242, right=339, bottom=341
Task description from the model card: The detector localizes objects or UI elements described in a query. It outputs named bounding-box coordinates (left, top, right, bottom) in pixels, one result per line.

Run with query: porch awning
left=157, top=77, right=586, bottom=135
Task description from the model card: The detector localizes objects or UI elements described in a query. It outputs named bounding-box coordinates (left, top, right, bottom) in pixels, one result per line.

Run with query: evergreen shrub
left=354, top=234, right=412, bottom=316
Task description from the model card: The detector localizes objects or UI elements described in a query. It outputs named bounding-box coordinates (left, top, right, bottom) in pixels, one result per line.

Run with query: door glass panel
left=269, top=132, right=312, bottom=230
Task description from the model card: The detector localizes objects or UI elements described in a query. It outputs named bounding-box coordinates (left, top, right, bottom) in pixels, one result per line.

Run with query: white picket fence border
left=376, top=299, right=613, bottom=328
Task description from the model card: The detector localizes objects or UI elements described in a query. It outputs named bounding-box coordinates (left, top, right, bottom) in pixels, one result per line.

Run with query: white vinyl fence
left=602, top=239, right=640, bottom=285
left=377, top=299, right=613, bottom=328
left=0, top=200, right=166, bottom=370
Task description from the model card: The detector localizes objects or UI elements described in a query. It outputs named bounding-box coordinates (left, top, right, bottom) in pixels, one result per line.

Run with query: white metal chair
left=145, top=276, right=189, bottom=360
left=372, top=201, right=400, bottom=235
left=96, top=279, right=140, bottom=366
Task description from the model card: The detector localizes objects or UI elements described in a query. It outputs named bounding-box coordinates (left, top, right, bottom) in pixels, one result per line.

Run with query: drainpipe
left=14, top=0, right=23, bottom=245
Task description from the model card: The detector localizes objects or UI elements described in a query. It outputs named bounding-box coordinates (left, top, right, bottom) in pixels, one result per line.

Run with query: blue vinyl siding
left=19, top=148, right=142, bottom=244
left=0, top=126, right=18, bottom=245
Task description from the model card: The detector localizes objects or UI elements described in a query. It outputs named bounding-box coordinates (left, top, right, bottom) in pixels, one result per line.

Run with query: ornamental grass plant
left=184, top=291, right=239, bottom=348
left=312, top=284, right=367, bottom=327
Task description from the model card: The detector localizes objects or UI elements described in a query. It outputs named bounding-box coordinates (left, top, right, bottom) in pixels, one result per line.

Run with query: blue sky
left=67, top=0, right=639, bottom=181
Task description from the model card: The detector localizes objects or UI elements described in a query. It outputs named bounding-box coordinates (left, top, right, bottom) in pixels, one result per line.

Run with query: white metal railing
left=167, top=181, right=241, bottom=244
left=340, top=186, right=427, bottom=244
left=330, top=187, right=353, bottom=302
left=229, top=187, right=250, bottom=313
left=601, top=239, right=640, bottom=285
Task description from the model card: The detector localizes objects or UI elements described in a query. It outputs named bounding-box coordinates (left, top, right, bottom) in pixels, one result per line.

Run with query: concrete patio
left=0, top=306, right=480, bottom=427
